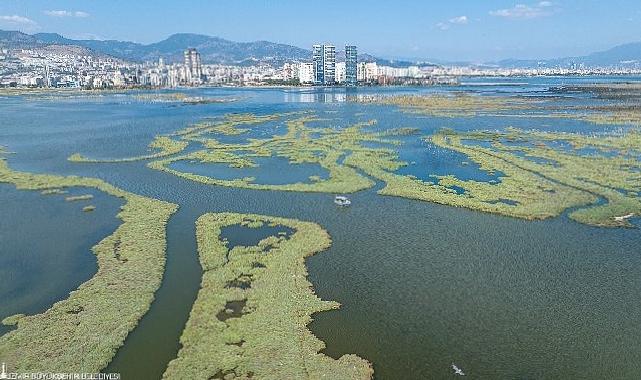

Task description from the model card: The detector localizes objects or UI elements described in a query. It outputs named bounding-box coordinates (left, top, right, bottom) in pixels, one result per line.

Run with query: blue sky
left=0, top=0, right=640, bottom=62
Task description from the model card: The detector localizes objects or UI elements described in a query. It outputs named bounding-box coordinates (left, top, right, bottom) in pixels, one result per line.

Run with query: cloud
left=44, top=10, right=90, bottom=18
left=450, top=16, right=469, bottom=25
left=0, top=15, right=39, bottom=30
left=489, top=2, right=556, bottom=19
left=436, top=15, right=468, bottom=30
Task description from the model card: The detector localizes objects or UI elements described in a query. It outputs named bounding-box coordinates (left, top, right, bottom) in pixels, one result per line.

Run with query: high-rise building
left=345, top=45, right=358, bottom=87
left=183, top=48, right=202, bottom=85
left=323, top=45, right=336, bottom=85
left=312, top=44, right=336, bottom=85
left=312, top=45, right=324, bottom=85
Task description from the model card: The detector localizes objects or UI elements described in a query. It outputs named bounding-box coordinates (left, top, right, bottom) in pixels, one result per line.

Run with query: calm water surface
left=1, top=80, right=640, bottom=379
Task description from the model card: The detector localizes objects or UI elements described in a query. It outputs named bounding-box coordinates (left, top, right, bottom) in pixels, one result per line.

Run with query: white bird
left=452, top=363, right=465, bottom=376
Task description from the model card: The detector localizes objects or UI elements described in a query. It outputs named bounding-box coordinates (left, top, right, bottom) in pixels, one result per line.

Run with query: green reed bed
left=163, top=212, right=373, bottom=380
left=375, top=88, right=641, bottom=127
left=365, top=94, right=536, bottom=117
left=65, top=194, right=94, bottom=201
left=148, top=114, right=402, bottom=193
left=424, top=129, right=641, bottom=227
left=69, top=136, right=188, bottom=163
left=0, top=156, right=178, bottom=372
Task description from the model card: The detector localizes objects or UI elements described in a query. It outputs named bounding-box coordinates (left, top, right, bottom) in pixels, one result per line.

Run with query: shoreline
left=2, top=73, right=641, bottom=94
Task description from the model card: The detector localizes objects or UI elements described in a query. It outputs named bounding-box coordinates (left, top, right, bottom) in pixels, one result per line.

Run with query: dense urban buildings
left=2, top=43, right=639, bottom=90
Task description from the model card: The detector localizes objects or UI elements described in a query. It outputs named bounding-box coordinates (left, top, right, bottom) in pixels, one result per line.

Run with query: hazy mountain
left=2, top=29, right=640, bottom=69
left=1, top=30, right=411, bottom=66
left=495, top=42, right=641, bottom=69
left=0, top=31, right=118, bottom=60
left=2, top=31, right=312, bottom=65
left=0, top=30, right=41, bottom=48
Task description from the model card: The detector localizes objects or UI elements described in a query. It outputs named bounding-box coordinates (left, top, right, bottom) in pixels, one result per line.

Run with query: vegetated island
left=424, top=128, right=641, bottom=227
left=361, top=93, right=539, bottom=117
left=68, top=104, right=640, bottom=227
left=0, top=153, right=178, bottom=372
left=149, top=113, right=393, bottom=193
left=133, top=92, right=240, bottom=105
left=371, top=84, right=641, bottom=126
left=163, top=212, right=373, bottom=379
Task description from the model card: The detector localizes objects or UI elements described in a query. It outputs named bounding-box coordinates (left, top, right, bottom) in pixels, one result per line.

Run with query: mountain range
left=1, top=29, right=640, bottom=69
left=493, top=42, right=641, bottom=68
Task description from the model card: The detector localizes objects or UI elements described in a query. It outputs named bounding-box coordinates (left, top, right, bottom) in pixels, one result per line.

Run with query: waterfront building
left=364, top=62, right=378, bottom=83
left=184, top=48, right=202, bottom=85
left=281, top=62, right=299, bottom=82
left=312, top=44, right=336, bottom=85
left=335, top=62, right=346, bottom=83
left=323, top=45, right=336, bottom=85
left=312, top=45, right=324, bottom=85
left=298, top=62, right=315, bottom=84
left=345, top=45, right=358, bottom=86
left=357, top=62, right=367, bottom=82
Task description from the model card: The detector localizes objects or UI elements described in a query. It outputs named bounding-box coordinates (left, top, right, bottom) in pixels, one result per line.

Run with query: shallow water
left=0, top=184, right=122, bottom=334
left=169, top=156, right=329, bottom=185
left=1, top=80, right=640, bottom=379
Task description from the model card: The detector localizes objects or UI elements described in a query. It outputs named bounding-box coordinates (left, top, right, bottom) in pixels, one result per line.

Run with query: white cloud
left=0, top=15, right=37, bottom=25
left=436, top=15, right=468, bottom=30
left=0, top=15, right=39, bottom=30
left=44, top=10, right=90, bottom=18
left=450, top=16, right=469, bottom=25
left=489, top=2, right=556, bottom=19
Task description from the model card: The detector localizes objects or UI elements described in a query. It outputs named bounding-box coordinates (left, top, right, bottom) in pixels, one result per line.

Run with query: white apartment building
left=335, top=61, right=346, bottom=83
left=281, top=62, right=299, bottom=81
left=298, top=62, right=315, bottom=84
left=357, top=62, right=378, bottom=82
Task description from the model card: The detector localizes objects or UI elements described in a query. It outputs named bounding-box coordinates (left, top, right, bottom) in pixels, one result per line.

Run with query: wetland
left=1, top=78, right=641, bottom=379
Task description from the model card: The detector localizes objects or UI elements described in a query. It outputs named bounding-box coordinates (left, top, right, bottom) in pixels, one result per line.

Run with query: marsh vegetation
left=163, top=212, right=373, bottom=379
left=0, top=154, right=177, bottom=372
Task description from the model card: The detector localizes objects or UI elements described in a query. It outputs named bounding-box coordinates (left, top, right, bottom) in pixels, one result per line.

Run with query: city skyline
left=0, top=0, right=640, bottom=62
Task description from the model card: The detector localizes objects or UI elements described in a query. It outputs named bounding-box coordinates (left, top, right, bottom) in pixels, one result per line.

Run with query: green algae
left=163, top=212, right=373, bottom=380
left=0, top=155, right=178, bottom=372
left=367, top=94, right=536, bottom=117
left=134, top=92, right=239, bottom=105
left=374, top=88, right=641, bottom=127
left=41, top=188, right=67, bottom=195
left=65, top=194, right=94, bottom=202
left=69, top=136, right=188, bottom=163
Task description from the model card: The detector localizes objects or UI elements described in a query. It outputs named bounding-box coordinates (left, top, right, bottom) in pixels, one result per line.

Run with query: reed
left=0, top=157, right=178, bottom=372
left=163, top=212, right=373, bottom=379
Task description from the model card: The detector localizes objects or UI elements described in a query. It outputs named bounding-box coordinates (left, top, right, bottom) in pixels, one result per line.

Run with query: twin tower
left=312, top=44, right=358, bottom=86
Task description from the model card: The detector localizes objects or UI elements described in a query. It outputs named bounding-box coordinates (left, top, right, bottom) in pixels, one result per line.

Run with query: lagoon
left=1, top=80, right=640, bottom=379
